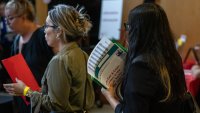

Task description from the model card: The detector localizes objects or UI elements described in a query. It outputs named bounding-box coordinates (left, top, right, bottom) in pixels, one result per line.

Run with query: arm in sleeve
left=31, top=56, right=71, bottom=112
left=115, top=103, right=123, bottom=113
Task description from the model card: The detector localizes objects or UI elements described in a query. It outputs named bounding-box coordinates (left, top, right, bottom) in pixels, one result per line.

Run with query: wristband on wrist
left=26, top=89, right=33, bottom=97
left=23, top=86, right=30, bottom=96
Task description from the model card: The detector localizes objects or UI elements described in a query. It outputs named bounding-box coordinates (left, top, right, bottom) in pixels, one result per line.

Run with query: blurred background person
left=0, top=0, right=15, bottom=113
left=191, top=65, right=200, bottom=107
left=191, top=65, right=200, bottom=78
left=4, top=0, right=54, bottom=113
left=0, top=0, right=15, bottom=58
left=0, top=0, right=15, bottom=90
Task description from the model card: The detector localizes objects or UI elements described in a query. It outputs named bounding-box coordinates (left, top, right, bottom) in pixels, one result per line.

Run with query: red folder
left=1, top=54, right=40, bottom=105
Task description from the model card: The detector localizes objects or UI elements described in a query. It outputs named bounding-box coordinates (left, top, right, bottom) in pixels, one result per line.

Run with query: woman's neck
left=52, top=47, right=59, bottom=54
left=59, top=41, right=73, bottom=51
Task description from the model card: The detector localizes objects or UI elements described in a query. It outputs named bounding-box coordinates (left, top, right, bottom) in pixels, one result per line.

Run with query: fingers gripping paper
left=87, top=38, right=127, bottom=99
left=1, top=53, right=40, bottom=105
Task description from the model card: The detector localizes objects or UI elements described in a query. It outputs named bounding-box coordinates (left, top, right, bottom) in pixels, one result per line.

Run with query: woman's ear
left=56, top=27, right=63, bottom=39
left=56, top=34, right=60, bottom=39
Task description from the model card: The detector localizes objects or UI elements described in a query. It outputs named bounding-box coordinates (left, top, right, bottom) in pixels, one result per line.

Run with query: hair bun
left=74, top=5, right=92, bottom=36
left=75, top=14, right=92, bottom=35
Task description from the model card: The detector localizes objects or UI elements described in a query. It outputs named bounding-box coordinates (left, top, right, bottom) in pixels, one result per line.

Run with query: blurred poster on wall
left=99, top=0, right=123, bottom=40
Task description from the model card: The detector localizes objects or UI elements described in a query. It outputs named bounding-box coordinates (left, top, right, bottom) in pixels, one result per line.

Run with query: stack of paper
left=87, top=38, right=127, bottom=99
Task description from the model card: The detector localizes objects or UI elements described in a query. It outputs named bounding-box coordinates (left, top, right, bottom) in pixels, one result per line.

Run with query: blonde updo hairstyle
left=48, top=4, right=92, bottom=43
left=5, top=0, right=36, bottom=22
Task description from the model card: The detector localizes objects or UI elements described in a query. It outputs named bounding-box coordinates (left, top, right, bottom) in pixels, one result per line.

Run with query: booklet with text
left=87, top=38, right=127, bottom=99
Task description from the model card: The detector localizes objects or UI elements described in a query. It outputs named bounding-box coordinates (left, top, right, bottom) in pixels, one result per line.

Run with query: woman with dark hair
left=102, top=3, right=189, bottom=113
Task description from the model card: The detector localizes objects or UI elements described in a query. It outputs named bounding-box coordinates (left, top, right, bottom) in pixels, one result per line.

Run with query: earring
left=56, top=34, right=60, bottom=39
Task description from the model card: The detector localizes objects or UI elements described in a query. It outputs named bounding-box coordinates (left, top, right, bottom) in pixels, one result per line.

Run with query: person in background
left=4, top=0, right=54, bottom=113
left=102, top=3, right=190, bottom=113
left=0, top=1, right=15, bottom=112
left=0, top=0, right=14, bottom=47
left=0, top=0, right=7, bottom=39
left=191, top=65, right=200, bottom=78
left=0, top=0, right=15, bottom=90
left=4, top=4, right=95, bottom=113
left=191, top=65, right=200, bottom=107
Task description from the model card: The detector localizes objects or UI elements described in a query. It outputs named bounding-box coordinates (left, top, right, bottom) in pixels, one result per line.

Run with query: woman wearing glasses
left=102, top=3, right=191, bottom=113
left=4, top=0, right=54, bottom=113
left=4, top=4, right=95, bottom=113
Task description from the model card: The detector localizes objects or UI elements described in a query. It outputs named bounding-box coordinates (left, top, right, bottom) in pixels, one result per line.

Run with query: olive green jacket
left=30, top=42, right=95, bottom=113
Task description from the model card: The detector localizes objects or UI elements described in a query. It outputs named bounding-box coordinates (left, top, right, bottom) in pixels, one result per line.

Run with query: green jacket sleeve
left=31, top=56, right=71, bottom=112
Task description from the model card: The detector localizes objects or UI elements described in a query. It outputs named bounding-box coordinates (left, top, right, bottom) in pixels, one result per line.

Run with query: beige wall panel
left=122, top=0, right=142, bottom=22
left=123, top=0, right=200, bottom=59
left=159, top=0, right=200, bottom=58
left=35, top=0, right=48, bottom=25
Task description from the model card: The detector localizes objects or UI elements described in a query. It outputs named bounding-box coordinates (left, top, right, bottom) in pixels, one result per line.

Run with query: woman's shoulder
left=131, top=54, right=148, bottom=63
left=52, top=53, right=71, bottom=63
left=130, top=56, right=158, bottom=82
left=32, top=27, right=45, bottom=37
left=46, top=55, right=64, bottom=68
left=59, top=43, right=84, bottom=58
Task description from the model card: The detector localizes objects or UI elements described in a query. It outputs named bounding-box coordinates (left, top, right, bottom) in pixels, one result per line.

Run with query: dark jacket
left=115, top=61, right=184, bottom=113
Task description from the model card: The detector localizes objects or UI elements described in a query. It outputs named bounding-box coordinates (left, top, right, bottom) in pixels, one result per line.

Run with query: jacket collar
left=58, top=42, right=79, bottom=55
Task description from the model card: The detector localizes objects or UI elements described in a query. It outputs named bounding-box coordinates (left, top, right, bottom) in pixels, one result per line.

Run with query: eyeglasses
left=43, top=23, right=58, bottom=29
left=124, top=23, right=130, bottom=31
left=5, top=15, right=22, bottom=22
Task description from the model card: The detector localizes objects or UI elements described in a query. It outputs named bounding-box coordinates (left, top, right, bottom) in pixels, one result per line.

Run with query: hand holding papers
left=1, top=54, right=40, bottom=104
left=87, top=38, right=127, bottom=99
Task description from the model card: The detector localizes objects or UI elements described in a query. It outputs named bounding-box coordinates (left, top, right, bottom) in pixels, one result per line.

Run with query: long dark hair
left=124, top=3, right=187, bottom=102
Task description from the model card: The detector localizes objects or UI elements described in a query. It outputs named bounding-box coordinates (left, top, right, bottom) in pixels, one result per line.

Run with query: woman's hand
left=101, top=88, right=113, bottom=98
left=101, top=88, right=120, bottom=110
left=3, top=78, right=26, bottom=96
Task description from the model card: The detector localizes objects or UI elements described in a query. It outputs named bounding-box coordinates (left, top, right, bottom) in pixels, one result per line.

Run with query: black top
left=115, top=61, right=183, bottom=113
left=11, top=27, right=54, bottom=113
left=11, top=27, right=54, bottom=86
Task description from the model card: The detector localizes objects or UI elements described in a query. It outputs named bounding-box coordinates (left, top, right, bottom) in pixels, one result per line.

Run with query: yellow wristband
left=23, top=86, right=30, bottom=96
